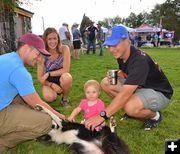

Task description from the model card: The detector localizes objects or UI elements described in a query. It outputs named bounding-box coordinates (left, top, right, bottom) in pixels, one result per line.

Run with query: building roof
left=14, top=7, right=34, bottom=18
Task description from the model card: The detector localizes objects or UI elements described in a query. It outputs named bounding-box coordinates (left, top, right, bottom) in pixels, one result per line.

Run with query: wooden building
left=0, top=7, right=34, bottom=54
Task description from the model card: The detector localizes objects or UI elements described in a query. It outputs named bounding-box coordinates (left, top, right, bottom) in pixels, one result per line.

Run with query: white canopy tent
left=99, top=24, right=135, bottom=33
left=117, top=24, right=135, bottom=32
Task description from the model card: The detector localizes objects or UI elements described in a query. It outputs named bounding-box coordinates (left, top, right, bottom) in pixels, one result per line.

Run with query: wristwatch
left=100, top=111, right=108, bottom=120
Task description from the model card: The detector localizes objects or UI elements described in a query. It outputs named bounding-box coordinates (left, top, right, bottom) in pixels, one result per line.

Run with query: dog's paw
left=110, top=116, right=117, bottom=132
left=35, top=104, right=43, bottom=111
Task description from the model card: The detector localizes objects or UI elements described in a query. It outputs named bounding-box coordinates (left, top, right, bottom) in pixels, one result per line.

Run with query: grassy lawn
left=4, top=47, right=180, bottom=154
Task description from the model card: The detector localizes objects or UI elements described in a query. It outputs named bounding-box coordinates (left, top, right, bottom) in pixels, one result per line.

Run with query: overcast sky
left=22, top=0, right=166, bottom=35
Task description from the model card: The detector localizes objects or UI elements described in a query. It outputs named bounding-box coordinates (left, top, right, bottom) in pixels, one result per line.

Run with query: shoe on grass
left=144, top=111, right=162, bottom=131
left=61, top=98, right=70, bottom=108
left=120, top=113, right=131, bottom=121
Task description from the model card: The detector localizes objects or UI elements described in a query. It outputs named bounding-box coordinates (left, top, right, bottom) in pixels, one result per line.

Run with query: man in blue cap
left=0, top=33, right=65, bottom=152
left=85, top=25, right=173, bottom=131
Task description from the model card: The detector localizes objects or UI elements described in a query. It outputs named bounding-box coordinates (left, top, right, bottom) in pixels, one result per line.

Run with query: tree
left=160, top=0, right=180, bottom=41
left=101, top=17, right=113, bottom=28
left=112, top=16, right=123, bottom=26
left=148, top=4, right=162, bottom=27
left=149, top=0, right=180, bottom=41
left=124, top=12, right=138, bottom=28
left=0, top=0, right=16, bottom=12
left=100, top=16, right=123, bottom=28
left=99, top=0, right=179, bottom=41
left=100, top=12, right=149, bottom=29
left=79, top=14, right=91, bottom=45
left=0, top=0, right=41, bottom=12
left=80, top=13, right=91, bottom=34
left=123, top=12, right=149, bottom=28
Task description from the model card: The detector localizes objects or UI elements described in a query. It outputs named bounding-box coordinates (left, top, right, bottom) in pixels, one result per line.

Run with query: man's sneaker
left=144, top=111, right=162, bottom=131
left=61, top=98, right=70, bottom=108
left=120, top=113, right=131, bottom=121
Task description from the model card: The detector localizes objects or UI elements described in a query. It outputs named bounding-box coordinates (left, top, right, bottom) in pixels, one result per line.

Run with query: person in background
left=153, top=33, right=159, bottom=47
left=71, top=23, right=81, bottom=59
left=86, top=21, right=98, bottom=55
left=68, top=80, right=105, bottom=131
left=59, top=23, right=72, bottom=48
left=134, top=35, right=139, bottom=47
left=37, top=27, right=72, bottom=107
left=97, top=22, right=104, bottom=56
left=85, top=25, right=173, bottom=131
left=0, top=33, right=65, bottom=152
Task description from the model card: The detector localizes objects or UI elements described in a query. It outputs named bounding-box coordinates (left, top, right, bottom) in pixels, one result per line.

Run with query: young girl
left=68, top=80, right=105, bottom=130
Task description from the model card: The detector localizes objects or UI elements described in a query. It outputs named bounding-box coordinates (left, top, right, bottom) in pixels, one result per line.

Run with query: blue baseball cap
left=103, top=25, right=129, bottom=46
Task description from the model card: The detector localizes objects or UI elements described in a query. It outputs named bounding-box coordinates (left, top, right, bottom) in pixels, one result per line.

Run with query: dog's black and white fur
left=36, top=104, right=129, bottom=154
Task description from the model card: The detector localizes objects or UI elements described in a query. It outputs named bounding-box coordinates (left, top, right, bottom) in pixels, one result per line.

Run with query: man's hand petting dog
left=85, top=115, right=105, bottom=131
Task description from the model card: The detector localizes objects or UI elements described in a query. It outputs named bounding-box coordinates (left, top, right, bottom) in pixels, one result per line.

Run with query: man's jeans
left=86, top=39, right=96, bottom=54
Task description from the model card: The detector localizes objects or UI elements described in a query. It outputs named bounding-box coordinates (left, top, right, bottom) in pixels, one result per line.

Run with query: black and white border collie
left=36, top=104, right=130, bottom=154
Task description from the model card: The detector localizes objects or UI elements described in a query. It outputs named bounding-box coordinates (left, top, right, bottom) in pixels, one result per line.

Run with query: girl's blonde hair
left=84, top=80, right=101, bottom=92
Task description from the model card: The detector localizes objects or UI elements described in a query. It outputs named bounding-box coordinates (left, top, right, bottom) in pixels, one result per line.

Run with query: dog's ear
left=51, top=124, right=59, bottom=129
left=102, top=132, right=130, bottom=154
left=51, top=120, right=60, bottom=129
left=101, top=126, right=112, bottom=135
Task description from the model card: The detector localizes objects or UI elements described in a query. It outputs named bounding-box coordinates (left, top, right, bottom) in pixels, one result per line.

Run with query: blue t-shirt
left=0, top=52, right=35, bottom=110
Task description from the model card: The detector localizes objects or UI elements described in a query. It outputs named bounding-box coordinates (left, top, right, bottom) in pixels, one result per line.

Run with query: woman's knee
left=43, top=93, right=57, bottom=102
left=61, top=73, right=73, bottom=86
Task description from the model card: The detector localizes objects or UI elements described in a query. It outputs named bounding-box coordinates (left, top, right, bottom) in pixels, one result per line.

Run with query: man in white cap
left=0, top=33, right=65, bottom=152
left=59, top=23, right=71, bottom=48
left=85, top=25, right=173, bottom=131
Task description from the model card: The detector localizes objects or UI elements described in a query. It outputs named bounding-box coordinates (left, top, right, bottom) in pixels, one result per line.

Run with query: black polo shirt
left=117, top=46, right=173, bottom=99
left=87, top=26, right=98, bottom=41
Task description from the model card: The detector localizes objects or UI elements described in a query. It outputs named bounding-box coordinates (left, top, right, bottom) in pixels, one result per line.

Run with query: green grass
left=4, top=47, right=180, bottom=154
